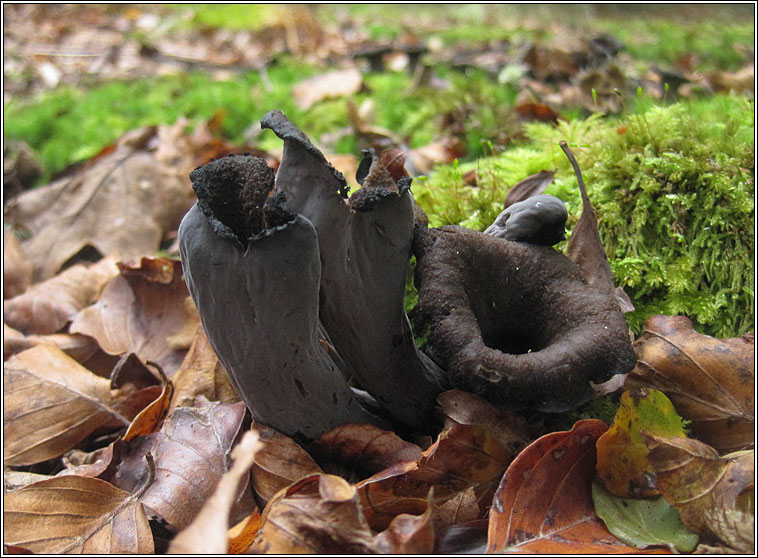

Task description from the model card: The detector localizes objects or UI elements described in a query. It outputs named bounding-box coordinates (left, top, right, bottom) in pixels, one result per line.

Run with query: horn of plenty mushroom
left=260, top=110, right=446, bottom=431
left=412, top=223, right=637, bottom=412
left=178, top=154, right=388, bottom=442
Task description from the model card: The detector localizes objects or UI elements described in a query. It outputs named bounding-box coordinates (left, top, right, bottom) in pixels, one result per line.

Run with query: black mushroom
left=412, top=224, right=637, bottom=412
left=260, top=111, right=446, bottom=431
left=178, top=154, right=387, bottom=442
left=484, top=194, right=568, bottom=246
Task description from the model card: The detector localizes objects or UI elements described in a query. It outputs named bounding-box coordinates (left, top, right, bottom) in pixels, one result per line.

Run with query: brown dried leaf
left=292, top=67, right=363, bottom=110
left=309, top=422, right=423, bottom=480
left=561, top=141, right=616, bottom=294
left=4, top=257, right=119, bottom=335
left=3, top=325, right=118, bottom=375
left=3, top=345, right=133, bottom=466
left=168, top=430, right=262, bottom=554
left=251, top=423, right=323, bottom=507
left=408, top=136, right=465, bottom=175
left=628, top=315, right=754, bottom=453
left=374, top=499, right=436, bottom=554
left=5, top=126, right=193, bottom=281
left=487, top=419, right=654, bottom=554
left=70, top=257, right=193, bottom=376
left=355, top=390, right=529, bottom=530
left=503, top=169, right=556, bottom=208
left=169, top=326, right=240, bottom=412
left=227, top=510, right=263, bottom=554
left=3, top=460, right=155, bottom=554
left=122, top=364, right=173, bottom=441
left=111, top=397, right=249, bottom=530
left=251, top=474, right=377, bottom=554
left=646, top=434, right=754, bottom=551
left=58, top=442, right=119, bottom=479
left=3, top=228, right=32, bottom=299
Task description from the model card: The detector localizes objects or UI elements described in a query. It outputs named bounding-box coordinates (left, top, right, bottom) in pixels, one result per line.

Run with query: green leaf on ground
left=592, top=481, right=699, bottom=552
left=596, top=389, right=687, bottom=498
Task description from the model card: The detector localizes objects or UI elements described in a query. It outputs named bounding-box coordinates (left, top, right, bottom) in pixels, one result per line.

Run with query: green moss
left=414, top=96, right=754, bottom=338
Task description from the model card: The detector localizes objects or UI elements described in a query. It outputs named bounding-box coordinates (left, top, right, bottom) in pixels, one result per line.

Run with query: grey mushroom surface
left=484, top=194, right=567, bottom=246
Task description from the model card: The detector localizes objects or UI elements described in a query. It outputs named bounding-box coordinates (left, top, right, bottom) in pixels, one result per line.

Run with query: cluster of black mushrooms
left=178, top=110, right=636, bottom=443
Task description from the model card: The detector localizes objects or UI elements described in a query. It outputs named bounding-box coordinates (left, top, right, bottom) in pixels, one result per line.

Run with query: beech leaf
left=560, top=140, right=616, bottom=294
left=627, top=315, right=754, bottom=452
left=168, top=430, right=262, bottom=554
left=596, top=389, right=687, bottom=498
left=592, top=480, right=699, bottom=552
left=111, top=397, right=249, bottom=530
left=122, top=363, right=173, bottom=441
left=251, top=473, right=377, bottom=554
left=645, top=434, right=754, bottom=551
left=70, top=257, right=195, bottom=376
left=4, top=345, right=134, bottom=466
left=503, top=169, right=556, bottom=208
left=3, top=228, right=32, bottom=299
left=4, top=257, right=119, bottom=335
left=292, top=67, right=363, bottom=111
left=3, top=457, right=155, bottom=554
left=168, top=325, right=240, bottom=412
left=487, top=419, right=657, bottom=554
left=5, top=126, right=193, bottom=281
left=250, top=423, right=324, bottom=508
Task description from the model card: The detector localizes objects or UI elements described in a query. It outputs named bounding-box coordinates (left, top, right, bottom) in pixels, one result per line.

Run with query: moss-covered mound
left=414, top=96, right=754, bottom=338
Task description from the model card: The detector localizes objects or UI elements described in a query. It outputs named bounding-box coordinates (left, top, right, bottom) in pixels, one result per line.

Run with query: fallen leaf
left=111, top=397, right=249, bottom=530
left=3, top=456, right=155, bottom=554
left=645, top=434, right=754, bottom=552
left=251, top=474, right=377, bottom=554
left=515, top=102, right=561, bottom=123
left=58, top=441, right=120, bottom=479
left=169, top=325, right=240, bottom=412
left=3, top=345, right=136, bottom=466
left=122, top=363, right=173, bottom=441
left=250, top=423, right=323, bottom=508
left=628, top=315, right=754, bottom=452
left=70, top=257, right=193, bottom=376
left=227, top=510, right=263, bottom=554
left=309, top=422, right=423, bottom=481
left=592, top=480, right=699, bottom=552
left=293, top=67, right=363, bottom=110
left=503, top=169, right=556, bottom=208
left=3, top=257, right=119, bottom=335
left=5, top=126, right=193, bottom=281
left=3, top=324, right=120, bottom=378
left=561, top=140, right=616, bottom=294
left=408, top=136, right=466, bottom=175
left=487, top=419, right=657, bottom=554
left=355, top=390, right=528, bottom=531
left=3, top=228, right=32, bottom=299
left=374, top=498, right=436, bottom=554
left=596, top=389, right=688, bottom=498
left=168, top=430, right=262, bottom=554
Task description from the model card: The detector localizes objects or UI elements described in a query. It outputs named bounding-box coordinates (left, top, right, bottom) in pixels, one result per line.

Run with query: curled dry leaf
left=4, top=257, right=119, bottom=335
left=503, top=169, right=556, bottom=208
left=3, top=228, right=32, bottom=299
left=168, top=430, right=262, bottom=554
left=3, top=456, right=155, bottom=554
left=487, top=419, right=653, bottom=554
left=169, top=325, right=240, bottom=412
left=70, top=257, right=194, bottom=376
left=251, top=474, right=377, bottom=554
left=122, top=364, right=173, bottom=441
left=374, top=499, right=436, bottom=554
left=5, top=125, right=193, bottom=281
left=355, top=389, right=529, bottom=531
left=309, top=422, right=423, bottom=481
left=250, top=423, right=324, bottom=508
left=293, top=67, right=363, bottom=111
left=628, top=315, right=754, bottom=453
left=3, top=345, right=137, bottom=466
left=111, top=397, right=249, bottom=531
left=596, top=389, right=687, bottom=498
left=645, top=434, right=754, bottom=552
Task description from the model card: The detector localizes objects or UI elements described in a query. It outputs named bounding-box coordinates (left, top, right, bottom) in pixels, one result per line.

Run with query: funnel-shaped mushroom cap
left=484, top=194, right=567, bottom=246
left=413, top=225, right=636, bottom=412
